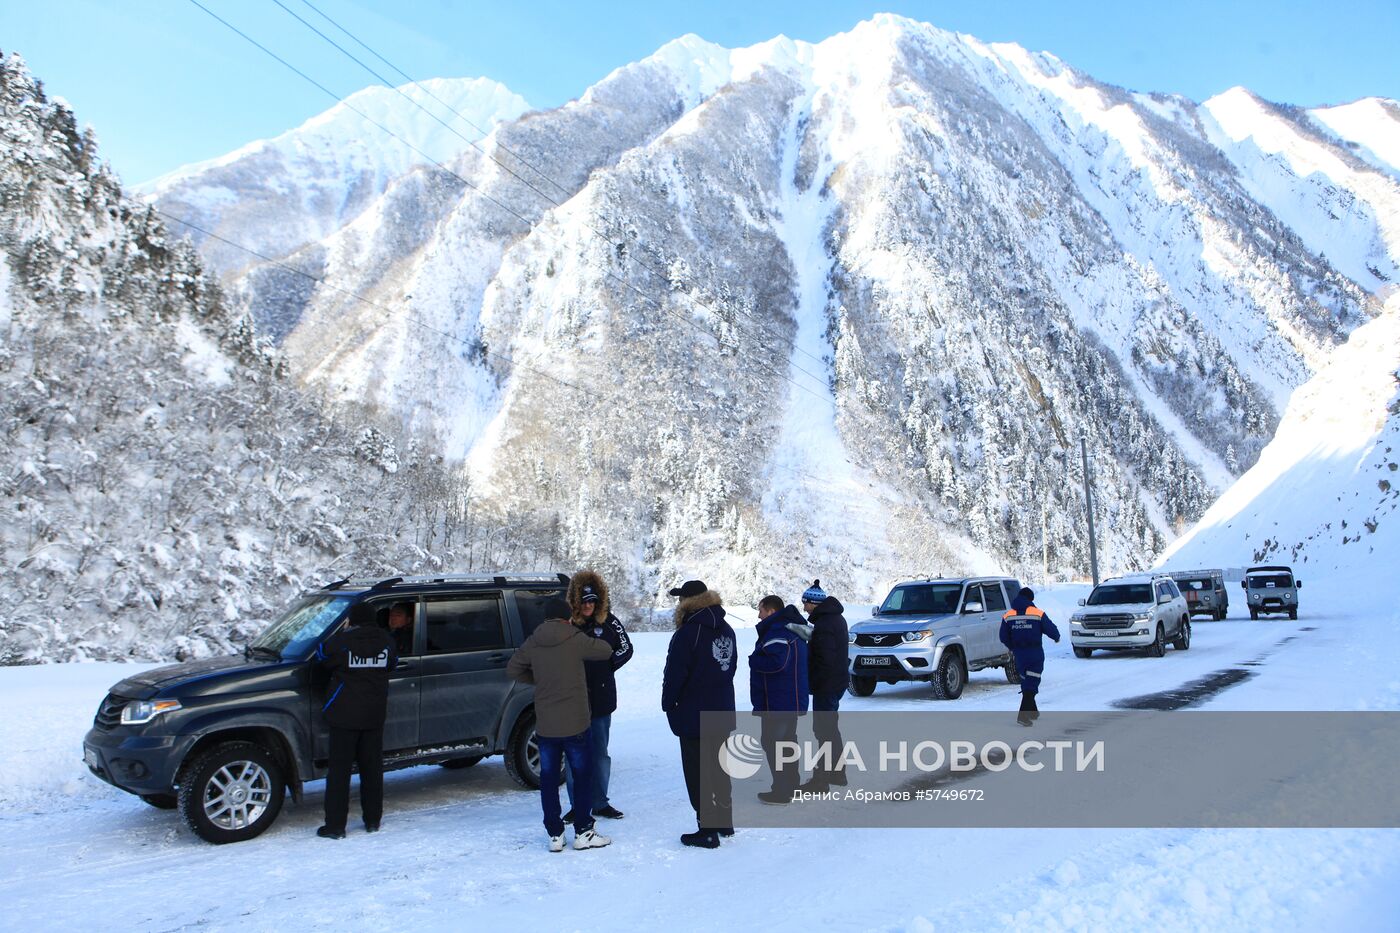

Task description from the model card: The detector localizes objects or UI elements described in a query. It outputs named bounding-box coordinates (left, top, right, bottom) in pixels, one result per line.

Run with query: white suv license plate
left=84, top=747, right=99, bottom=769
left=860, top=657, right=893, bottom=666
left=1096, top=631, right=1120, bottom=637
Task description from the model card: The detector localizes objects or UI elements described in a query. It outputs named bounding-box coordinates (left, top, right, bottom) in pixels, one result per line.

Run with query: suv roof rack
left=332, top=572, right=571, bottom=591
left=1245, top=565, right=1292, bottom=572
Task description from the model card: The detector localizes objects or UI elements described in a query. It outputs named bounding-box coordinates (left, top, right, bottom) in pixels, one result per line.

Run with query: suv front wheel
left=1146, top=624, right=1167, bottom=658
left=848, top=675, right=876, bottom=697
left=929, top=649, right=966, bottom=700
left=1172, top=618, right=1191, bottom=651
left=177, top=740, right=285, bottom=844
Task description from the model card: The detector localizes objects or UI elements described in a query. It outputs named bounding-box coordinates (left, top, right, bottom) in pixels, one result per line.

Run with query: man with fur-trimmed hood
left=661, top=579, right=737, bottom=849
left=562, top=569, right=633, bottom=823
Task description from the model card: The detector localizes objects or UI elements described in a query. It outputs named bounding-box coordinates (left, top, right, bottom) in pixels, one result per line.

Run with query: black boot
left=681, top=829, right=720, bottom=849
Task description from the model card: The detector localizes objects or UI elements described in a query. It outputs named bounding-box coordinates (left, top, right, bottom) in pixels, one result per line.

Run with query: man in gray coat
left=507, top=597, right=614, bottom=852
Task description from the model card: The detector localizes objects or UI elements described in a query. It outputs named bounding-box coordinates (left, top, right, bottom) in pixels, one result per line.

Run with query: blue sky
left=3, top=0, right=1398, bottom=185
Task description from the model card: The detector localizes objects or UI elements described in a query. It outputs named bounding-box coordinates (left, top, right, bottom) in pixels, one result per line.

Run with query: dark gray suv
left=83, top=574, right=568, bottom=843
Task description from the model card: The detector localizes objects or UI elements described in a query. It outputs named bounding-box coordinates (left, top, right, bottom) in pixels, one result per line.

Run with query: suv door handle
left=396, top=660, right=417, bottom=672
left=486, top=653, right=509, bottom=665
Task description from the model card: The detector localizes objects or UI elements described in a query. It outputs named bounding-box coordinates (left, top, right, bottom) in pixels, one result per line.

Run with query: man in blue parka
left=1000, top=587, right=1061, bottom=725
left=750, top=595, right=809, bottom=803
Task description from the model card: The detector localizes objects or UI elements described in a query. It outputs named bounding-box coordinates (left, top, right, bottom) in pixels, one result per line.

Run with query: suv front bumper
left=848, top=642, right=943, bottom=681
left=1070, top=626, right=1155, bottom=648
left=83, top=726, right=192, bottom=797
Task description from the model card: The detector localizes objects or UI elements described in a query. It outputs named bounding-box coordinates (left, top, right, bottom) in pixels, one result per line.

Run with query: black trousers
left=760, top=714, right=800, bottom=794
left=1019, top=692, right=1039, bottom=713
left=679, top=735, right=732, bottom=831
left=324, top=725, right=384, bottom=833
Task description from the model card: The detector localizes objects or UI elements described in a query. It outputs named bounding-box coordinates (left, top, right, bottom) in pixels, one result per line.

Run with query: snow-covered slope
left=142, top=77, right=530, bottom=280
left=157, top=14, right=1397, bottom=609
left=1160, top=294, right=1400, bottom=574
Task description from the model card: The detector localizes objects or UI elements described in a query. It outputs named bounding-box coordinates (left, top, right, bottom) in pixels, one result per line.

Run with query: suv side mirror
left=1240, top=581, right=1248, bottom=589
left=871, top=606, right=880, bottom=616
left=1296, top=580, right=1302, bottom=588
left=1077, top=598, right=1086, bottom=606
left=962, top=601, right=984, bottom=614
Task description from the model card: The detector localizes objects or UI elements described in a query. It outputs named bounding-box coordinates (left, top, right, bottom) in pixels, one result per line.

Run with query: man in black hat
left=314, top=600, right=401, bottom=838
left=661, top=579, right=737, bottom=849
left=562, top=569, right=633, bottom=824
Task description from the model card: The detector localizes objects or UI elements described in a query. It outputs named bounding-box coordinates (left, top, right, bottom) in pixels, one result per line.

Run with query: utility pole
left=1081, top=437, right=1100, bottom=586
left=1041, top=500, right=1049, bottom=584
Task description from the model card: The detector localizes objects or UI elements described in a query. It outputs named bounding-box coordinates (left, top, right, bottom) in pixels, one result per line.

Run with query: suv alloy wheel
left=1172, top=618, right=1191, bottom=651
left=1146, top=624, right=1167, bottom=658
left=177, top=740, right=285, bottom=844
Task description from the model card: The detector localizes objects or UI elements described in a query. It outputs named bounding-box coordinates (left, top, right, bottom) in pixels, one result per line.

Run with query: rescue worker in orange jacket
left=1000, top=588, right=1061, bottom=726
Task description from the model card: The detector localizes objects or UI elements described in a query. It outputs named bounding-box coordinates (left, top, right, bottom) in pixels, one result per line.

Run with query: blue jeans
left=538, top=729, right=593, bottom=836
left=565, top=714, right=612, bottom=811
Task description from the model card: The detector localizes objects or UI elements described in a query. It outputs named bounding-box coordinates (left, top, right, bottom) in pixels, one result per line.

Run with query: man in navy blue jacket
left=750, top=595, right=809, bottom=803
left=1000, top=587, right=1061, bottom=726
left=661, top=579, right=737, bottom=849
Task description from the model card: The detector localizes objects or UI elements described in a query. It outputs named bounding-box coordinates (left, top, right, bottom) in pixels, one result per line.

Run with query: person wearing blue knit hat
left=797, top=579, right=848, bottom=792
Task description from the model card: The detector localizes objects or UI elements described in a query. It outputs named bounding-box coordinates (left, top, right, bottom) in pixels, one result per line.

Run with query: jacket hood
left=567, top=569, right=611, bottom=623
left=810, top=596, right=845, bottom=617
left=758, top=604, right=804, bottom=636
left=674, top=589, right=724, bottom=629
left=1011, top=595, right=1035, bottom=613
left=531, top=618, right=587, bottom=647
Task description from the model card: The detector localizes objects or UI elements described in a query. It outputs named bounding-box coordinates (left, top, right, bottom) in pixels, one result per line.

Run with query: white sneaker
left=548, top=834, right=566, bottom=853
left=573, top=828, right=611, bottom=850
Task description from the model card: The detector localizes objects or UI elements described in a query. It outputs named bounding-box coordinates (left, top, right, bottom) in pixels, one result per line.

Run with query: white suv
left=1070, top=574, right=1191, bottom=658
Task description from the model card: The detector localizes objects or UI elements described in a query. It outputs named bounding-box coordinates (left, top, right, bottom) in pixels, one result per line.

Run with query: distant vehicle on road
left=1242, top=565, right=1302, bottom=620
left=1070, top=574, right=1191, bottom=658
left=83, top=573, right=568, bottom=844
left=1169, top=569, right=1230, bottom=620
left=846, top=576, right=1023, bottom=700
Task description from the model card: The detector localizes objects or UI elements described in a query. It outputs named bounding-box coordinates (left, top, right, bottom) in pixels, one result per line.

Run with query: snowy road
left=3, top=581, right=1399, bottom=931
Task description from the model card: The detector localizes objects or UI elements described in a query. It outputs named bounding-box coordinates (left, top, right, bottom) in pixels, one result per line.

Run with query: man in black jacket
left=661, top=579, right=737, bottom=849
left=800, top=580, right=849, bottom=792
left=563, top=570, right=633, bottom=823
left=314, top=600, right=401, bottom=838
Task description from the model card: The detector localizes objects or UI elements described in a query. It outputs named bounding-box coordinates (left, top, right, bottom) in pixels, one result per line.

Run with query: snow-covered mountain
left=1160, top=293, right=1400, bottom=574
left=148, top=14, right=1400, bottom=606
left=140, top=76, right=529, bottom=315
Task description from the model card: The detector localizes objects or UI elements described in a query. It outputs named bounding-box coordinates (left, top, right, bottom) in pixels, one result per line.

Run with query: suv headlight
left=1251, top=594, right=1261, bottom=602
left=849, top=632, right=858, bottom=645
left=1070, top=613, right=1085, bottom=623
left=1283, top=593, right=1293, bottom=601
left=121, top=698, right=182, bottom=725
left=902, top=630, right=932, bottom=643
left=1132, top=611, right=1152, bottom=621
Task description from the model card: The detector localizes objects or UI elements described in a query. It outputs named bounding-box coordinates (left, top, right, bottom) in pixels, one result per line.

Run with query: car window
left=252, top=595, right=353, bottom=658
left=514, top=589, right=566, bottom=638
left=363, top=599, right=418, bottom=657
left=1167, top=580, right=1181, bottom=598
left=1087, top=584, right=1153, bottom=605
left=881, top=584, right=963, bottom=614
left=425, top=596, right=506, bottom=653
left=980, top=583, right=1007, bottom=612
left=1003, top=579, right=1022, bottom=606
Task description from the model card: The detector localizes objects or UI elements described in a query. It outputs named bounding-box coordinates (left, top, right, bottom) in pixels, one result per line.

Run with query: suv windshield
left=880, top=583, right=963, bottom=615
left=1086, top=583, right=1153, bottom=606
left=250, top=595, right=353, bottom=659
left=1247, top=574, right=1294, bottom=588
